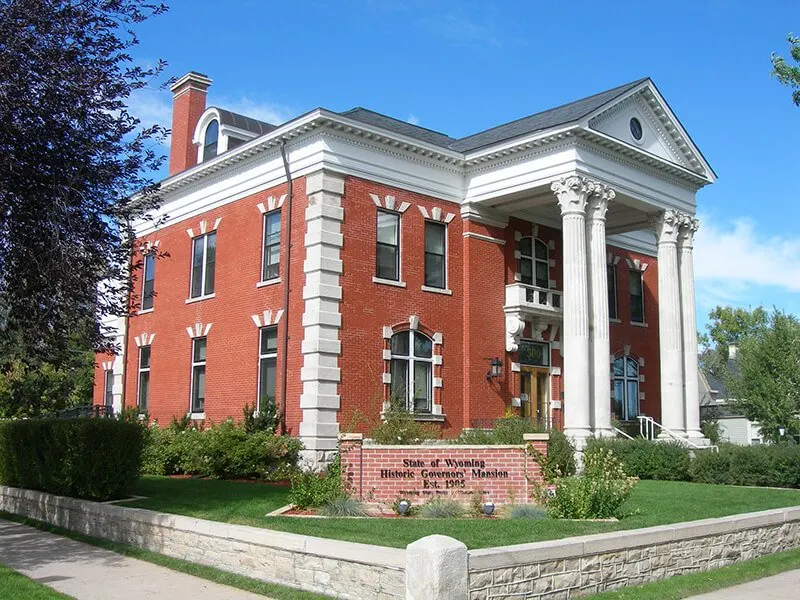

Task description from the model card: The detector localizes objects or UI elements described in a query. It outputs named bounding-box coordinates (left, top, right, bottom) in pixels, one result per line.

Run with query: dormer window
left=203, top=119, right=219, bottom=161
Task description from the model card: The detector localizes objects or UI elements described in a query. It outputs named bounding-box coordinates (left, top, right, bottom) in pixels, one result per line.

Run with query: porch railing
left=51, top=404, right=115, bottom=419
left=505, top=283, right=563, bottom=313
left=637, top=415, right=718, bottom=451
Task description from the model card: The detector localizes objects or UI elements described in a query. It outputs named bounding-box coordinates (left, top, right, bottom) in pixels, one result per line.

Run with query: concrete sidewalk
left=0, top=519, right=270, bottom=599
left=684, top=569, right=800, bottom=599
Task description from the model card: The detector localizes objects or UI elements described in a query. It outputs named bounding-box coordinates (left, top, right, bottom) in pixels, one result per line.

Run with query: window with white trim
left=607, top=264, right=618, bottom=320
left=137, top=346, right=151, bottom=413
left=520, top=237, right=548, bottom=288
left=390, top=330, right=433, bottom=413
left=612, top=356, right=639, bottom=421
left=258, top=326, right=277, bottom=412
left=629, top=270, right=644, bottom=323
left=103, top=369, right=114, bottom=408
left=203, top=119, right=218, bottom=162
left=376, top=210, right=400, bottom=281
left=190, top=232, right=216, bottom=299
left=141, top=252, right=155, bottom=311
left=190, top=337, right=207, bottom=414
left=261, top=211, right=281, bottom=282
left=424, top=222, right=446, bottom=289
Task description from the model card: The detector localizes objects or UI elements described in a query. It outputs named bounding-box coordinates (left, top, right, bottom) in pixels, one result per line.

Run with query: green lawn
left=127, top=477, right=800, bottom=550
left=0, top=564, right=72, bottom=600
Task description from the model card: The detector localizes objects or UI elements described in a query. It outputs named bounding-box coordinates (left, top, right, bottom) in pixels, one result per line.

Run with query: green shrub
left=369, top=399, right=438, bottom=445
left=690, top=444, right=800, bottom=488
left=242, top=402, right=279, bottom=434
left=455, top=414, right=540, bottom=445
left=289, top=454, right=343, bottom=509
left=541, top=430, right=577, bottom=480
left=318, top=496, right=367, bottom=517
left=506, top=504, right=547, bottom=519
left=0, top=417, right=144, bottom=501
left=420, top=497, right=465, bottom=518
left=586, top=438, right=691, bottom=481
left=547, top=447, right=637, bottom=519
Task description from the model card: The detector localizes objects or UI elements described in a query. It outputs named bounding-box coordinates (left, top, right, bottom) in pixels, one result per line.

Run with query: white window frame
left=375, top=209, right=401, bottom=283
left=257, top=326, right=278, bottom=413
left=202, top=119, right=219, bottom=162
left=607, top=263, right=618, bottom=320
left=189, top=232, right=216, bottom=300
left=190, top=337, right=207, bottom=415
left=520, top=236, right=549, bottom=289
left=137, top=346, right=151, bottom=413
left=422, top=221, right=448, bottom=292
left=390, top=330, right=434, bottom=414
left=261, top=210, right=281, bottom=283
left=612, top=355, right=640, bottom=421
left=103, top=369, right=114, bottom=408
left=141, top=252, right=156, bottom=312
left=629, top=269, right=645, bottom=324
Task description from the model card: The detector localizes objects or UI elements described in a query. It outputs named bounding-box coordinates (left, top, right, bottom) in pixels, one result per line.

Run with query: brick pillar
left=338, top=433, right=363, bottom=500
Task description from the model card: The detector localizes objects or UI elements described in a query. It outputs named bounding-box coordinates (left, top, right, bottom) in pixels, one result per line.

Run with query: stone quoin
left=94, top=73, right=716, bottom=467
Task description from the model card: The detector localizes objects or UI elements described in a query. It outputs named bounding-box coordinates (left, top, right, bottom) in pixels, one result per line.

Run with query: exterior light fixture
left=779, top=427, right=786, bottom=437
left=483, top=502, right=495, bottom=516
left=397, top=500, right=411, bottom=515
left=486, top=357, right=502, bottom=381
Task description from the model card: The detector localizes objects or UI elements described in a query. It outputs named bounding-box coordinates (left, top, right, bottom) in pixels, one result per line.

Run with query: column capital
left=551, top=176, right=594, bottom=215
left=586, top=184, right=616, bottom=221
left=678, top=215, right=700, bottom=248
left=650, top=209, right=682, bottom=245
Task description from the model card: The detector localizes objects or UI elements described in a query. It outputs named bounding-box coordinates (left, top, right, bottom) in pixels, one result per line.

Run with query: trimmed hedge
left=586, top=438, right=692, bottom=481
left=142, top=420, right=301, bottom=480
left=0, top=418, right=145, bottom=501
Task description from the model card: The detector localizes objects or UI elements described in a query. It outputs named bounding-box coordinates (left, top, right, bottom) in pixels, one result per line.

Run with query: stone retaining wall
left=0, top=485, right=404, bottom=600
left=467, top=506, right=800, bottom=599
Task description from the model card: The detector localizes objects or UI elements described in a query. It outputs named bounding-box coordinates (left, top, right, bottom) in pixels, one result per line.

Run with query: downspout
left=118, top=219, right=134, bottom=414
left=278, top=141, right=293, bottom=435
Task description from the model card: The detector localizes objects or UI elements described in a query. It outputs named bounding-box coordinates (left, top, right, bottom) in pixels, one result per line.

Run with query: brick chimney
left=168, top=71, right=212, bottom=176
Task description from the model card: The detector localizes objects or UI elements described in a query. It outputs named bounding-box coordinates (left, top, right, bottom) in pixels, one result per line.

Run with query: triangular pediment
left=585, top=81, right=713, bottom=180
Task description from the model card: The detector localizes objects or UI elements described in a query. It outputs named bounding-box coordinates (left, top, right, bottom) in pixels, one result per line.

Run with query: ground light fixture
left=483, top=502, right=495, bottom=516
left=779, top=426, right=786, bottom=437
left=397, top=500, right=411, bottom=515
left=485, top=357, right=502, bottom=381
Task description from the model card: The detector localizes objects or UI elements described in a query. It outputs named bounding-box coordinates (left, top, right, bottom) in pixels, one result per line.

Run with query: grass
left=586, top=547, right=800, bottom=599
left=0, top=564, right=72, bottom=600
left=0, top=512, right=331, bottom=600
left=126, top=476, right=800, bottom=550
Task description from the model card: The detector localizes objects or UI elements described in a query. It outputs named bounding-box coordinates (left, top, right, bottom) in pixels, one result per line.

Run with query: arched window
left=390, top=330, right=433, bottom=413
left=520, top=237, right=548, bottom=289
left=612, top=356, right=639, bottom=421
left=202, top=119, right=219, bottom=162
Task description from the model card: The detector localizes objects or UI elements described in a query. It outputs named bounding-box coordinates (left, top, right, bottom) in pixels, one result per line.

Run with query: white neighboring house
left=699, top=346, right=764, bottom=445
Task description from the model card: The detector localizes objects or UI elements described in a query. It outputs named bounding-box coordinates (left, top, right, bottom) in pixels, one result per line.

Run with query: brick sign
left=339, top=433, right=548, bottom=504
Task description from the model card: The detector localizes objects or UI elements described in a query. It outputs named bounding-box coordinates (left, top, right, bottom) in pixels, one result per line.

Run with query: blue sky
left=130, top=0, right=800, bottom=332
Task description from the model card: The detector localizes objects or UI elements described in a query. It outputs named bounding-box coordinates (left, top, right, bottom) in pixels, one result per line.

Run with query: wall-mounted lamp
left=485, top=357, right=502, bottom=381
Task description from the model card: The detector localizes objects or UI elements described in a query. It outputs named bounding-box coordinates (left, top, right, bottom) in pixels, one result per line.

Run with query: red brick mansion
left=94, top=72, right=715, bottom=465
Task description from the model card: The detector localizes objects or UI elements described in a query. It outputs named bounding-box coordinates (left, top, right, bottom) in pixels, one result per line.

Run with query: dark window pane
left=612, top=357, right=624, bottom=377
left=260, top=327, right=278, bottom=355
left=139, top=346, right=151, bottom=369
left=424, top=222, right=445, bottom=254
left=376, top=244, right=399, bottom=280
left=262, top=212, right=281, bottom=281
left=607, top=265, right=617, bottom=319
left=630, top=270, right=644, bottom=323
left=535, top=261, right=548, bottom=288
left=377, top=211, right=399, bottom=245
left=424, top=253, right=445, bottom=288
left=191, top=237, right=204, bottom=298
left=192, top=366, right=205, bottom=412
left=626, top=357, right=639, bottom=378
left=613, top=380, right=624, bottom=420
left=259, top=356, right=276, bottom=409
left=203, top=120, right=219, bottom=162
left=519, top=237, right=532, bottom=256
left=520, top=258, right=533, bottom=285
left=534, top=239, right=548, bottom=260
left=414, top=333, right=432, bottom=358
left=104, top=370, right=114, bottom=406
left=391, top=331, right=409, bottom=356
left=413, top=361, right=431, bottom=413
left=390, top=359, right=408, bottom=402
left=142, top=253, right=155, bottom=310
left=627, top=381, right=639, bottom=418
left=138, top=371, right=149, bottom=412
left=193, top=338, right=207, bottom=363
left=204, top=233, right=216, bottom=295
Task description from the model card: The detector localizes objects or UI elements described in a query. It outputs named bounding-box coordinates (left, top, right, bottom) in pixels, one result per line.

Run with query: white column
left=678, top=216, right=705, bottom=441
left=586, top=185, right=615, bottom=437
left=651, top=210, right=685, bottom=436
left=300, top=169, right=345, bottom=470
left=551, top=176, right=593, bottom=445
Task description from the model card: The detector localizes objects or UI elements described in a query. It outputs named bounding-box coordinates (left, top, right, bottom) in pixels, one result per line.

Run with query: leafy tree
left=728, top=310, right=800, bottom=444
left=0, top=0, right=169, bottom=366
left=698, top=306, right=768, bottom=379
left=771, top=34, right=800, bottom=106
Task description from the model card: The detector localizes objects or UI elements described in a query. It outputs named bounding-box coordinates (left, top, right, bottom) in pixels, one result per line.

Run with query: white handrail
left=637, top=415, right=717, bottom=451
left=612, top=426, right=634, bottom=440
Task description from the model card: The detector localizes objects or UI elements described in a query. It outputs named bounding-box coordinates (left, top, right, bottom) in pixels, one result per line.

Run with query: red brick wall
left=169, top=86, right=207, bottom=176
left=340, top=435, right=548, bottom=505
left=118, top=178, right=307, bottom=432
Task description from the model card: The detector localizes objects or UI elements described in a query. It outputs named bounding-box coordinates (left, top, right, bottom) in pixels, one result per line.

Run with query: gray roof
left=215, top=108, right=276, bottom=137
left=335, top=78, right=648, bottom=153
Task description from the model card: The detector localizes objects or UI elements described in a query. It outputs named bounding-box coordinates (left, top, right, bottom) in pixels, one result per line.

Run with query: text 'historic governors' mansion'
left=94, top=72, right=716, bottom=465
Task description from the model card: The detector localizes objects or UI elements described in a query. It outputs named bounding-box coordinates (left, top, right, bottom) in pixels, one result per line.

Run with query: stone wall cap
left=338, top=433, right=364, bottom=441
left=523, top=433, right=550, bottom=441
left=362, top=443, right=527, bottom=450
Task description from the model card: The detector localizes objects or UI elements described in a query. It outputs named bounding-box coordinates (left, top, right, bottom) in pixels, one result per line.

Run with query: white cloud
left=407, top=114, right=420, bottom=126
left=126, top=88, right=172, bottom=130
left=217, top=97, right=295, bottom=126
